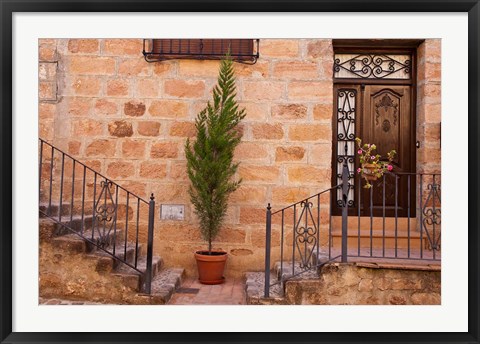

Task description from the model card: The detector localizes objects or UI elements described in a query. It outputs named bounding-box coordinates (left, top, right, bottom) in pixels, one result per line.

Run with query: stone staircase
left=39, top=204, right=184, bottom=304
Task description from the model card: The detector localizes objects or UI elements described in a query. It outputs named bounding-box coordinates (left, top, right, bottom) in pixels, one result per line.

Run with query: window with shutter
left=143, top=39, right=259, bottom=64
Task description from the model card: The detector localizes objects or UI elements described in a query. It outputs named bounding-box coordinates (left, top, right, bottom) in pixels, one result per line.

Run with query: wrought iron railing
left=264, top=165, right=441, bottom=298
left=38, top=138, right=155, bottom=294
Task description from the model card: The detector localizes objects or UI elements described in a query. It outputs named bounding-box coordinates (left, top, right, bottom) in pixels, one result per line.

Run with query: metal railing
left=264, top=164, right=441, bottom=298
left=39, top=138, right=155, bottom=294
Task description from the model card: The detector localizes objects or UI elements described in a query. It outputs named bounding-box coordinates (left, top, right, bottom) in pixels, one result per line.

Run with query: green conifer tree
left=185, top=57, right=246, bottom=253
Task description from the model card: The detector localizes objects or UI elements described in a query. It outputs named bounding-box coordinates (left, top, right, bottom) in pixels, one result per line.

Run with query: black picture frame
left=1, top=1, right=479, bottom=343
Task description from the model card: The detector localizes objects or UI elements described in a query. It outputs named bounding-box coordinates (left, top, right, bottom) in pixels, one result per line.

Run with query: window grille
left=143, top=39, right=259, bottom=64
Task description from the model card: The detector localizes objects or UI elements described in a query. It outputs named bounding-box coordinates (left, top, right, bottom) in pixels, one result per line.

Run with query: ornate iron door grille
left=335, top=89, right=357, bottom=208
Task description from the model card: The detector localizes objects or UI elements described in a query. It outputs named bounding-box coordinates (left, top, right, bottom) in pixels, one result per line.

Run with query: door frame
left=331, top=42, right=419, bottom=217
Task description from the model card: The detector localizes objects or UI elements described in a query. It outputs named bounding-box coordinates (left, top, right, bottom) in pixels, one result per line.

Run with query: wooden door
left=361, top=85, right=414, bottom=217
left=332, top=84, right=416, bottom=217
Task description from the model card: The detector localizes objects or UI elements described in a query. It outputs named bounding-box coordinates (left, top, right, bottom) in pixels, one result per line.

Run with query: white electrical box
left=160, top=204, right=185, bottom=221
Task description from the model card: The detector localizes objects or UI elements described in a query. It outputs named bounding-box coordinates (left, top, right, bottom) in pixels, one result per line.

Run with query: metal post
left=144, top=193, right=155, bottom=294
left=264, top=203, right=272, bottom=298
left=341, top=163, right=349, bottom=263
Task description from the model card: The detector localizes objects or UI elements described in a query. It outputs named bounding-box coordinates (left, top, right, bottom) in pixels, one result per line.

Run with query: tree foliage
left=185, top=57, right=246, bottom=252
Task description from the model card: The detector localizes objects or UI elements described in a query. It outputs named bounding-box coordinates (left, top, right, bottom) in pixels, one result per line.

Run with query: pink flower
left=387, top=165, right=393, bottom=171
left=357, top=149, right=362, bottom=154
left=357, top=168, right=361, bottom=173
left=370, top=156, right=375, bottom=160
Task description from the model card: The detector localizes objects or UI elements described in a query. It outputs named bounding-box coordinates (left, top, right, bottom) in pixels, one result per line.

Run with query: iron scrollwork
left=422, top=182, right=441, bottom=251
left=336, top=89, right=356, bottom=207
left=294, top=201, right=318, bottom=270
left=334, top=54, right=411, bottom=79
left=93, top=180, right=117, bottom=247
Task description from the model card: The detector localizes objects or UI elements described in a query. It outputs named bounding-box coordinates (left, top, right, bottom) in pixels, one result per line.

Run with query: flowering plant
left=355, top=137, right=396, bottom=188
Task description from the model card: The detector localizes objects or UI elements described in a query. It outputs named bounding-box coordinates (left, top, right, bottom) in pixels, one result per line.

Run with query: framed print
left=1, top=1, right=479, bottom=343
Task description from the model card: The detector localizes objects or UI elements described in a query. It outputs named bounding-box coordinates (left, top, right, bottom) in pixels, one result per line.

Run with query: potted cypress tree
left=184, top=56, right=246, bottom=284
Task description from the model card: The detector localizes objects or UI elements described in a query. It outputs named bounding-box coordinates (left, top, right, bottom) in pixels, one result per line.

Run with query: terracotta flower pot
left=194, top=250, right=227, bottom=285
left=362, top=163, right=379, bottom=181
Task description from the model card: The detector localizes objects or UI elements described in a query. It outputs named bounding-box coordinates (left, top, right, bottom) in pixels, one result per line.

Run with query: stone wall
left=284, top=263, right=440, bottom=305
left=417, top=39, right=441, bottom=174
left=38, top=39, right=441, bottom=278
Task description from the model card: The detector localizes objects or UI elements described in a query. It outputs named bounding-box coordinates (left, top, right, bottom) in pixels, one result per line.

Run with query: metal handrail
left=39, top=138, right=155, bottom=294
left=263, top=164, right=441, bottom=298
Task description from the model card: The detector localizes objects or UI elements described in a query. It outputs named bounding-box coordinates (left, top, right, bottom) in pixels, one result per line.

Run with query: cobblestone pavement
left=167, top=277, right=246, bottom=305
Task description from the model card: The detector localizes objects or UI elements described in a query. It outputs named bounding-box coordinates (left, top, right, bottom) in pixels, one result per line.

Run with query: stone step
left=244, top=271, right=287, bottom=305
left=148, top=268, right=185, bottom=304
left=114, top=255, right=164, bottom=281
left=39, top=216, right=94, bottom=239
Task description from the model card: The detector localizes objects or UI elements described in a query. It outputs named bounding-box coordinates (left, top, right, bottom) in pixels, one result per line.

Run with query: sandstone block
left=137, top=121, right=161, bottom=136
left=271, top=187, right=310, bottom=205
left=85, top=140, right=116, bottom=157
left=69, top=56, right=115, bottom=75
left=164, top=80, right=205, bottom=98
left=64, top=97, right=92, bottom=117
left=260, top=39, right=299, bottom=58
left=271, top=104, right=307, bottom=120
left=289, top=124, right=331, bottom=142
left=108, top=121, right=133, bottom=138
left=313, top=103, right=332, bottom=121
left=169, top=122, right=196, bottom=137
left=234, top=142, right=268, bottom=161
left=124, top=101, right=146, bottom=117
left=234, top=61, right=269, bottom=78
left=106, top=79, right=129, bottom=97
left=309, top=144, right=332, bottom=165
left=306, top=40, right=333, bottom=59
left=107, top=161, right=135, bottom=179
left=243, top=81, right=285, bottom=101
left=153, top=62, right=174, bottom=76
left=122, top=140, right=146, bottom=158
left=94, top=99, right=118, bottom=115
left=39, top=45, right=57, bottom=61
left=39, top=81, right=56, bottom=100
left=118, top=58, right=151, bottom=77
left=240, top=102, right=268, bottom=121
left=275, top=146, right=305, bottom=162
left=424, top=103, right=441, bottom=123
left=67, top=39, right=99, bottom=54
left=251, top=123, right=284, bottom=140
left=178, top=60, right=220, bottom=77
left=71, top=77, right=101, bottom=96
left=39, top=102, right=55, bottom=120
left=149, top=100, right=188, bottom=118
left=68, top=141, right=82, bottom=155
left=239, top=207, right=265, bottom=225
left=139, top=162, right=167, bottom=179
left=215, top=227, right=247, bottom=244
left=103, top=39, right=143, bottom=56
left=238, top=165, right=280, bottom=183
left=39, top=121, right=54, bottom=140
left=230, top=185, right=267, bottom=204
left=39, top=62, right=57, bottom=81
left=273, top=61, right=318, bottom=79
left=150, top=142, right=179, bottom=158
left=287, top=166, right=330, bottom=185
left=136, top=79, right=159, bottom=98
left=170, top=162, right=188, bottom=181
left=288, top=81, right=332, bottom=101
left=391, top=278, right=423, bottom=290
left=72, top=119, right=103, bottom=136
